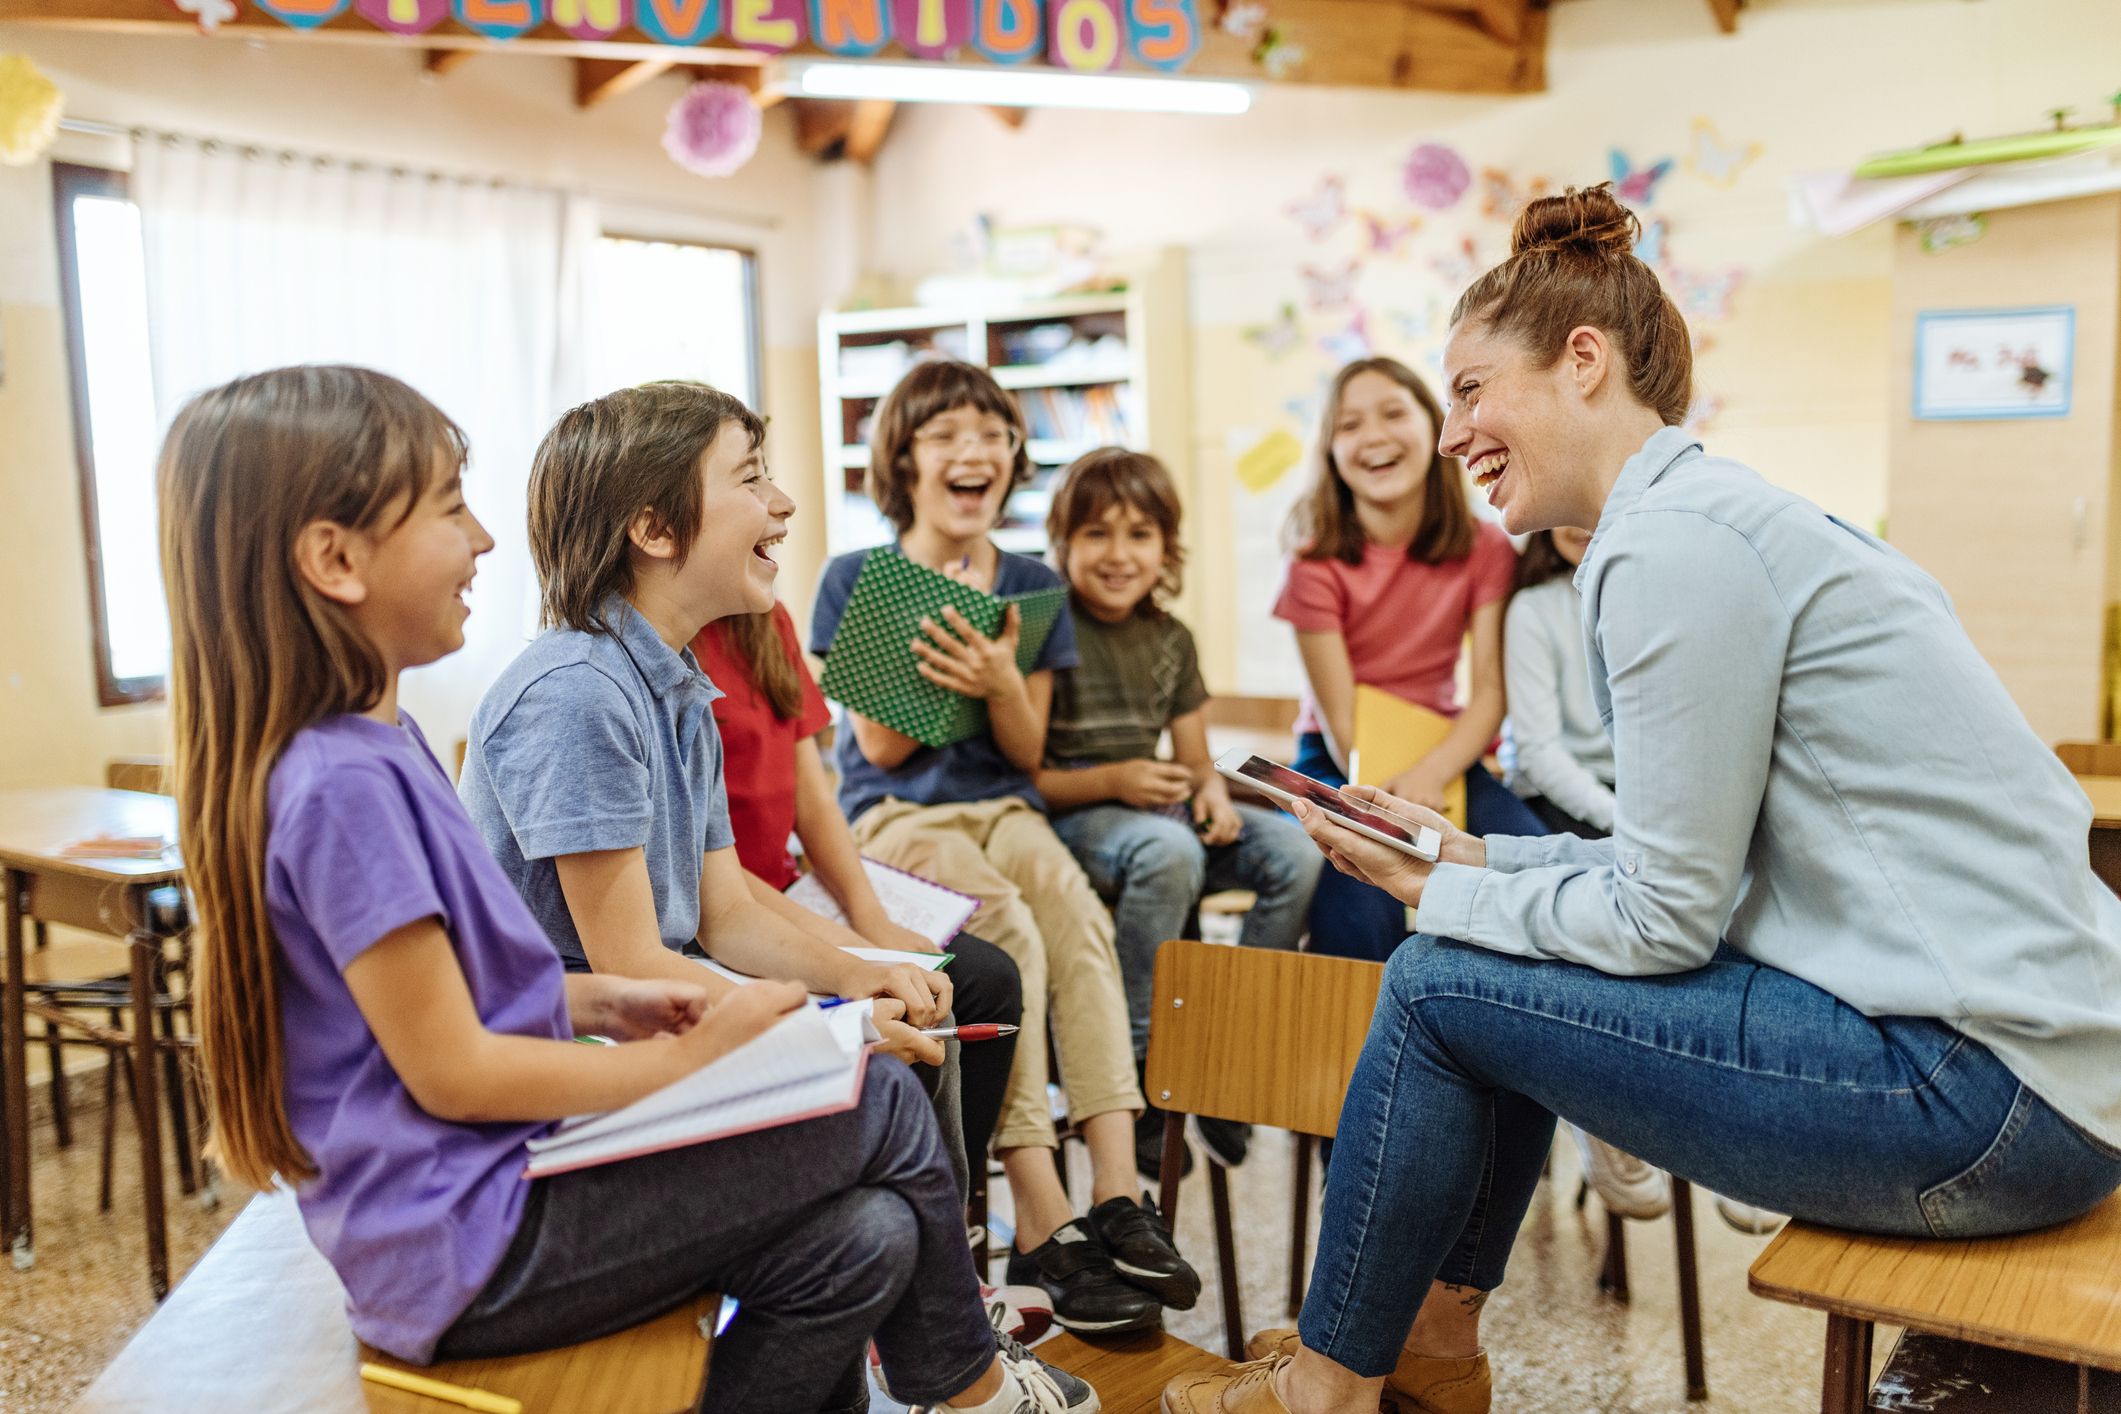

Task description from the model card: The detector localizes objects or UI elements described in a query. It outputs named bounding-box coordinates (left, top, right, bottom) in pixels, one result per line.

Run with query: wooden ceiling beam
left=0, top=0, right=1551, bottom=93
left=791, top=97, right=855, bottom=156
left=986, top=105, right=1029, bottom=131
left=423, top=47, right=476, bottom=76
left=1706, top=0, right=1741, bottom=32
left=573, top=56, right=672, bottom=108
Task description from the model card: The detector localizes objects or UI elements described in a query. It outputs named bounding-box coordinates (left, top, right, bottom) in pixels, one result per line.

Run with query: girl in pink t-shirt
left=1272, top=356, right=1544, bottom=962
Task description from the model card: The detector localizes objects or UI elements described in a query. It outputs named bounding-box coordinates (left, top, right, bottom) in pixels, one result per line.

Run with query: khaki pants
left=852, top=796, right=1142, bottom=1152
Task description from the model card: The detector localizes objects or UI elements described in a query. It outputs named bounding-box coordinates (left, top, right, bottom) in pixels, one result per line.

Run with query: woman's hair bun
left=1510, top=183, right=1640, bottom=260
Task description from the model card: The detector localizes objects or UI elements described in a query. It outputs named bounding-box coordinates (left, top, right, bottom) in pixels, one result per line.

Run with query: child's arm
left=912, top=603, right=1048, bottom=773
left=1384, top=600, right=1508, bottom=812
left=554, top=847, right=743, bottom=995
left=847, top=711, right=925, bottom=771
left=1169, top=708, right=1244, bottom=847
left=1294, top=629, right=1358, bottom=774
left=343, top=915, right=805, bottom=1123
left=1033, top=758, right=1194, bottom=812
left=790, top=737, right=939, bottom=955
left=697, top=845, right=949, bottom=1041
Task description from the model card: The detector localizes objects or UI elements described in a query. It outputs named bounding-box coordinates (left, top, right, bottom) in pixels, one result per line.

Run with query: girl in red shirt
left=1273, top=356, right=1545, bottom=963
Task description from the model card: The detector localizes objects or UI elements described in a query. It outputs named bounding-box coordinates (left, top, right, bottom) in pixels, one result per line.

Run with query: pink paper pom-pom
left=663, top=81, right=762, bottom=179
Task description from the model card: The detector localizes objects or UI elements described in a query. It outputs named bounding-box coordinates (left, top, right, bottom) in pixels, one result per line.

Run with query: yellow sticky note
left=1235, top=428, right=1303, bottom=494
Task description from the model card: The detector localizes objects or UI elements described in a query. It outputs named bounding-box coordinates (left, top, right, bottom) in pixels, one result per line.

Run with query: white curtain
left=134, top=137, right=594, bottom=748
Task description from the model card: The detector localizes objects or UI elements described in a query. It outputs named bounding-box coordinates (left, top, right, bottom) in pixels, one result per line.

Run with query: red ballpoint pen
left=917, top=1024, right=1020, bottom=1042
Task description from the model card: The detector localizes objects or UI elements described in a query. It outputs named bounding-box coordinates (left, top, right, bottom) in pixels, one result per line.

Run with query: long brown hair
left=530, top=381, right=766, bottom=636
left=865, top=359, right=1031, bottom=534
left=1044, top=446, right=1186, bottom=612
left=705, top=611, right=807, bottom=720
left=1450, top=183, right=1693, bottom=426
left=1285, top=356, right=1475, bottom=566
left=1512, top=529, right=1576, bottom=595
left=159, top=365, right=467, bottom=1190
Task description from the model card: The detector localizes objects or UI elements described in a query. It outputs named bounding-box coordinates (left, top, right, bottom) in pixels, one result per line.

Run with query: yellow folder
left=1349, top=685, right=1467, bottom=829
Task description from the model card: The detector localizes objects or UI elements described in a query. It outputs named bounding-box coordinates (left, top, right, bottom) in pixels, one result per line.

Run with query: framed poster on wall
left=1913, top=305, right=2074, bottom=420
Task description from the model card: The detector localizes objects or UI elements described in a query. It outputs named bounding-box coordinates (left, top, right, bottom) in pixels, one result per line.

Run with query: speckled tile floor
left=6, top=1087, right=1855, bottom=1412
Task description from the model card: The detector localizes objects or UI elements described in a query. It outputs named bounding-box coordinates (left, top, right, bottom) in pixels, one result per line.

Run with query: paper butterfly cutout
left=1316, top=309, right=1371, bottom=365
left=173, top=0, right=237, bottom=29
left=1358, top=211, right=1422, bottom=256
left=1429, top=235, right=1480, bottom=287
left=1285, top=175, right=1346, bottom=241
left=1917, top=213, right=1986, bottom=254
left=1687, top=118, right=1761, bottom=189
left=1609, top=148, right=1675, bottom=206
left=1664, top=263, right=1742, bottom=323
left=1479, top=168, right=1552, bottom=221
left=1387, top=296, right=1451, bottom=345
left=1682, top=393, right=1723, bottom=434
left=1285, top=392, right=1322, bottom=426
left=1256, top=29, right=1308, bottom=79
left=1244, top=304, right=1303, bottom=361
left=1633, top=217, right=1668, bottom=268
left=1219, top=0, right=1268, bottom=41
left=1301, top=260, right=1360, bottom=311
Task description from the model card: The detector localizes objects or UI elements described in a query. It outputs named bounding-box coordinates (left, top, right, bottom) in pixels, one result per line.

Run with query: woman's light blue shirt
left=1418, top=427, right=2121, bottom=1146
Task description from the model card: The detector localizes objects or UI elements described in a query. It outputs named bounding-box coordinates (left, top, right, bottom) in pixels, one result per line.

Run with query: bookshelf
left=815, top=249, right=1192, bottom=561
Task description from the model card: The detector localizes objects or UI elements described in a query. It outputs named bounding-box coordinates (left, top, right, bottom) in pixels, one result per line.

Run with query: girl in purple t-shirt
left=156, top=365, right=1090, bottom=1414
left=1272, top=356, right=1545, bottom=964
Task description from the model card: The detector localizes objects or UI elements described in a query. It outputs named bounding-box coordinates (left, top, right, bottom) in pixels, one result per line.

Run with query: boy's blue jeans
left=1300, top=936, right=2121, bottom=1379
left=1051, top=801, right=1323, bottom=1059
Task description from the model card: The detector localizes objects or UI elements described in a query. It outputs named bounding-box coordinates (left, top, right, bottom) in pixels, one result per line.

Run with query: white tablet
left=1215, top=749, right=1443, bottom=862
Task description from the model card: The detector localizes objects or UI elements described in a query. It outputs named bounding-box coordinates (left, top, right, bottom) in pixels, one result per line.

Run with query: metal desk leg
left=128, top=922, right=169, bottom=1299
left=1820, top=1313, right=1873, bottom=1414
left=3, top=868, right=30, bottom=1269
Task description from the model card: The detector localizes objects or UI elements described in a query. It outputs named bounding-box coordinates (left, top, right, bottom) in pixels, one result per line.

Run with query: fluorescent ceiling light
left=793, top=62, right=1253, bottom=115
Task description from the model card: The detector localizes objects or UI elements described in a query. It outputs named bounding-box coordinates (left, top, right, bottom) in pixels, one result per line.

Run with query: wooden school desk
left=0, top=787, right=188, bottom=1295
left=2075, top=774, right=2121, bottom=893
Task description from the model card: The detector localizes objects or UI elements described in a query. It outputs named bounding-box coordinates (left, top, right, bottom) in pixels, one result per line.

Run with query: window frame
left=53, top=160, right=163, bottom=707
left=597, top=229, right=765, bottom=412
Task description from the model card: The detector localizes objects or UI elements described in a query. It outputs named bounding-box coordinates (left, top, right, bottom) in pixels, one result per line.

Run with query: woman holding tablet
left=1167, top=184, right=2121, bottom=1414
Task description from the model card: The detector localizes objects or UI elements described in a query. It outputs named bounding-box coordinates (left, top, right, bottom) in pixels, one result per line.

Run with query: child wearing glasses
left=811, top=360, right=1199, bottom=1336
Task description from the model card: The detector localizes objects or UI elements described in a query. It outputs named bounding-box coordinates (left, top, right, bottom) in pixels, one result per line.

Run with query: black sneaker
left=1195, top=1115, right=1252, bottom=1168
left=1004, top=1220, right=1161, bottom=1335
left=1086, top=1193, right=1201, bottom=1310
left=1134, top=1106, right=1195, bottom=1183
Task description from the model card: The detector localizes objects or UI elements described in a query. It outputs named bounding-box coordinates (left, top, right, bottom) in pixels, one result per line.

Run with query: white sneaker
left=983, top=1282, right=1054, bottom=1344
left=1569, top=1125, right=1671, bottom=1220
left=1712, top=1194, right=1786, bottom=1234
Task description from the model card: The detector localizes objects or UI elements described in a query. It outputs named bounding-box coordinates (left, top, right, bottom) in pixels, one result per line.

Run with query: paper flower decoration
left=1401, top=142, right=1469, bottom=211
left=171, top=0, right=239, bottom=31
left=663, top=81, right=761, bottom=179
left=0, top=54, right=63, bottom=168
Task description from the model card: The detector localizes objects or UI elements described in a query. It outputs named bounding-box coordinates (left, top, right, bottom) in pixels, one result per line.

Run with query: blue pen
left=817, top=996, right=854, bottom=1010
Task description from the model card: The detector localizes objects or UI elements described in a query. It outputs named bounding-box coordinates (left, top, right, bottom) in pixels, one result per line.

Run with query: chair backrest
left=1143, top=940, right=1383, bottom=1139
left=105, top=757, right=170, bottom=796
left=2056, top=741, right=2121, bottom=776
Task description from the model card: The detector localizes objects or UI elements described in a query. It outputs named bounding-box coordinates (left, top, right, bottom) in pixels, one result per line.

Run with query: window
left=54, top=163, right=167, bottom=705
left=585, top=235, right=761, bottom=410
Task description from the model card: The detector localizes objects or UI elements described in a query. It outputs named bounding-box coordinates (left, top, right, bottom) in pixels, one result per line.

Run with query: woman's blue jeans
left=1299, top=936, right=2121, bottom=1378
left=1293, top=732, right=1546, bottom=965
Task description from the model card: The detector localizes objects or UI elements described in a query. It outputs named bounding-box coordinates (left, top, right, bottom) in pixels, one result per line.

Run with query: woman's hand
left=912, top=604, right=1024, bottom=701
left=1192, top=775, right=1244, bottom=847
left=1288, top=783, right=1481, bottom=909
left=868, top=997, right=947, bottom=1067
left=587, top=976, right=710, bottom=1041
left=1383, top=758, right=1457, bottom=815
left=1116, top=759, right=1194, bottom=809
left=838, top=956, right=952, bottom=1028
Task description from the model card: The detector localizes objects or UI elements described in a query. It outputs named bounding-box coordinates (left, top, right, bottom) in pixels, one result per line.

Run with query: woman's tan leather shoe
left=1240, top=1329, right=1491, bottom=1414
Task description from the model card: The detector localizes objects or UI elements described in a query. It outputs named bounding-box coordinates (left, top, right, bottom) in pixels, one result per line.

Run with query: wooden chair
left=2054, top=740, right=2121, bottom=775
left=74, top=1188, right=719, bottom=1413
left=1144, top=939, right=1385, bottom=1359
left=1749, top=1189, right=2121, bottom=1414
left=1580, top=1174, right=1709, bottom=1401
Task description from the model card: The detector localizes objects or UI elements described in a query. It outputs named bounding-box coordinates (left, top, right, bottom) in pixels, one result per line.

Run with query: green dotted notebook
left=819, top=552, right=1071, bottom=749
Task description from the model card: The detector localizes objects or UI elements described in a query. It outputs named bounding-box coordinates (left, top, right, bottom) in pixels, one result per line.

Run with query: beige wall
left=859, top=0, right=2121, bottom=693
left=1887, top=195, right=2121, bottom=745
left=0, top=28, right=831, bottom=788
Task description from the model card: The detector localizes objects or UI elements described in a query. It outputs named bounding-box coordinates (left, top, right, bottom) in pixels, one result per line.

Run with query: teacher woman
left=1165, top=184, right=2121, bottom=1414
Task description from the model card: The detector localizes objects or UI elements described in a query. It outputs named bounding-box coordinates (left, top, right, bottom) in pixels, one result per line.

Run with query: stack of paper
left=523, top=1004, right=867, bottom=1178
left=784, top=858, right=980, bottom=948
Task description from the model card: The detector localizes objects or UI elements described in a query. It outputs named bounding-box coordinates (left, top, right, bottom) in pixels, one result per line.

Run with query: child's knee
left=844, top=1187, right=920, bottom=1270
left=1122, top=817, right=1208, bottom=894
